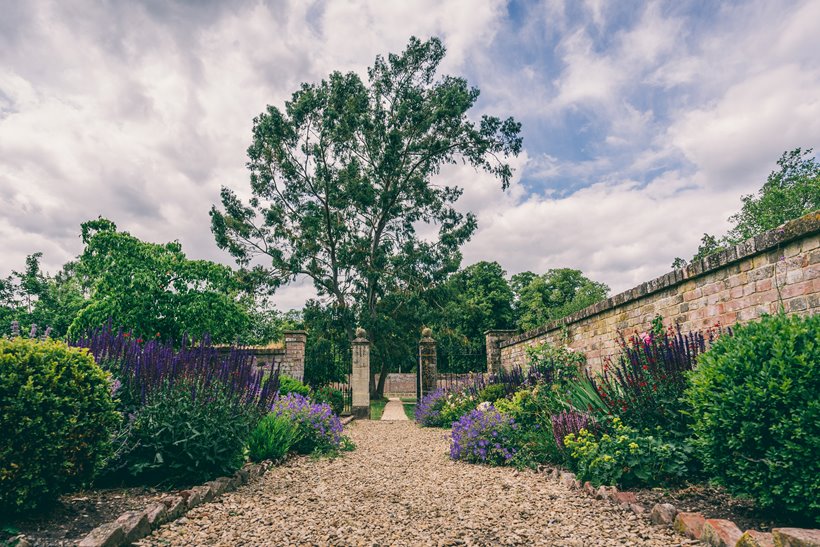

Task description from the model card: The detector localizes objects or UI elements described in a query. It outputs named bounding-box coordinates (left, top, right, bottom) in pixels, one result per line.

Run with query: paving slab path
left=138, top=421, right=682, bottom=546
left=380, top=397, right=409, bottom=421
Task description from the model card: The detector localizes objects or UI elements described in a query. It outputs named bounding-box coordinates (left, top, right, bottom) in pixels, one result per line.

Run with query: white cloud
left=1, top=0, right=819, bottom=314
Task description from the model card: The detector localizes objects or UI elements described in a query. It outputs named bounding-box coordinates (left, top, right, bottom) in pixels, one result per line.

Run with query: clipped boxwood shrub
left=0, top=338, right=119, bottom=512
left=279, top=375, right=311, bottom=397
left=686, top=314, right=819, bottom=523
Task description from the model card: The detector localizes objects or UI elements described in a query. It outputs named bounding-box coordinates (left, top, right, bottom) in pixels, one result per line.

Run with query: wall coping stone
left=500, top=211, right=820, bottom=348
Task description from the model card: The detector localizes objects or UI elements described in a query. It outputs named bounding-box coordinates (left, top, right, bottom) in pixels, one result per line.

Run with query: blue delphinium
left=450, top=405, right=519, bottom=465
left=272, top=393, right=343, bottom=453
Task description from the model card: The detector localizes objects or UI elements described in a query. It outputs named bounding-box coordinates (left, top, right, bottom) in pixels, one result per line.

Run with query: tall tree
left=512, top=268, right=609, bottom=331
left=211, top=37, right=522, bottom=397
left=673, top=147, right=820, bottom=267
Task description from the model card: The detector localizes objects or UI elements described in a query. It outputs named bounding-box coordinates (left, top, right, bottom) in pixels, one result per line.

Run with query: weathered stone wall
left=374, top=373, right=418, bottom=397
left=280, top=330, right=307, bottom=380
left=499, top=212, right=820, bottom=371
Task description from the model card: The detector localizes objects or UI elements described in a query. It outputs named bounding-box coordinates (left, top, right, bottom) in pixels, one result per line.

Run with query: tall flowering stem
left=551, top=410, right=595, bottom=451
left=73, top=322, right=279, bottom=410
left=589, top=324, right=731, bottom=433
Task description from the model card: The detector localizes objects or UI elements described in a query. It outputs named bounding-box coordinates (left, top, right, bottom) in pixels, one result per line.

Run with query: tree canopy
left=511, top=268, right=610, bottom=331
left=673, top=147, right=820, bottom=268
left=211, top=36, right=522, bottom=396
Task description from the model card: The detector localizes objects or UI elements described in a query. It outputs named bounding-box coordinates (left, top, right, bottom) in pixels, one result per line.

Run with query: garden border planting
left=540, top=465, right=820, bottom=547
left=73, top=416, right=357, bottom=547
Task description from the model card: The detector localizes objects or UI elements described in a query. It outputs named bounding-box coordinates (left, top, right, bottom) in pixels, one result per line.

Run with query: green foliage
left=312, top=386, right=344, bottom=415
left=211, top=37, right=521, bottom=397
left=686, top=314, right=819, bottom=522
left=0, top=338, right=119, bottom=512
left=673, top=147, right=820, bottom=267
left=478, top=383, right=507, bottom=403
left=512, top=268, right=609, bottom=331
left=122, top=377, right=257, bottom=485
left=564, top=418, right=693, bottom=488
left=247, top=413, right=303, bottom=463
left=495, top=388, right=565, bottom=467
left=434, top=261, right=515, bottom=353
left=0, top=255, right=87, bottom=339
left=525, top=343, right=584, bottom=387
left=68, top=218, right=252, bottom=343
left=439, top=391, right=479, bottom=425
left=279, top=375, right=311, bottom=397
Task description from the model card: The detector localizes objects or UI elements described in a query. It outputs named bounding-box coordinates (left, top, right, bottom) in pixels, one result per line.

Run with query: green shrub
left=525, top=343, right=585, bottom=387
left=313, top=386, right=344, bottom=415
left=478, top=383, right=507, bottom=403
left=247, top=413, right=303, bottom=462
left=686, top=314, right=819, bottom=523
left=563, top=417, right=692, bottom=488
left=279, top=375, right=311, bottom=397
left=0, top=338, right=119, bottom=512
left=495, top=387, right=566, bottom=467
left=122, top=377, right=257, bottom=485
left=439, top=391, right=478, bottom=425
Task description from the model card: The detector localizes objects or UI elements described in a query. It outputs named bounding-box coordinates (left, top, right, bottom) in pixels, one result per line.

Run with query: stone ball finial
left=421, top=327, right=432, bottom=338
left=355, top=326, right=367, bottom=339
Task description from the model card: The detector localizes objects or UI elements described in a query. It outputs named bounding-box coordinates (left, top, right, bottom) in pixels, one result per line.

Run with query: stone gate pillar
left=418, top=327, right=437, bottom=398
left=484, top=329, right=517, bottom=374
left=351, top=327, right=371, bottom=419
left=282, top=330, right=307, bottom=381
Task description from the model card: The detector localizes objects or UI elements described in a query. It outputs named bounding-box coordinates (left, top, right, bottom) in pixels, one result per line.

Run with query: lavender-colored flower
left=415, top=388, right=448, bottom=427
left=108, top=377, right=123, bottom=397
left=29, top=324, right=37, bottom=338
left=10, top=321, right=20, bottom=338
left=271, top=393, right=343, bottom=451
left=450, top=405, right=518, bottom=465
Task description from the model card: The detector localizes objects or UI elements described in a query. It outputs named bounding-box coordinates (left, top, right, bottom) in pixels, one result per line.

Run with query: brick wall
left=498, top=211, right=820, bottom=371
left=374, top=373, right=417, bottom=397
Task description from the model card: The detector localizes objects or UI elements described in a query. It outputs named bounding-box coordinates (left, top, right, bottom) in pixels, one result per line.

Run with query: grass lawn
left=370, top=398, right=388, bottom=420
left=400, top=397, right=416, bottom=420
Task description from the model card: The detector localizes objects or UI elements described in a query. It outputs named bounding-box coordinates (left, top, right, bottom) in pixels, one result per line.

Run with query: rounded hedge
left=686, top=314, right=819, bottom=523
left=0, top=338, right=119, bottom=512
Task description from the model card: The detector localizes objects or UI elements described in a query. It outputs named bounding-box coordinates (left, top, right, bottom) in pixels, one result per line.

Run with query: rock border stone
left=540, top=466, right=820, bottom=547
left=75, top=416, right=357, bottom=547
left=77, top=461, right=273, bottom=547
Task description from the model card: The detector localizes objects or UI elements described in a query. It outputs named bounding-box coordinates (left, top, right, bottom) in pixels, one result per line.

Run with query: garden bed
left=1, top=487, right=166, bottom=547
left=632, top=483, right=807, bottom=533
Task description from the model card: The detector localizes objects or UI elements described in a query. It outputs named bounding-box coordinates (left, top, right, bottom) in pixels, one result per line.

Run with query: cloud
left=0, top=0, right=818, bottom=314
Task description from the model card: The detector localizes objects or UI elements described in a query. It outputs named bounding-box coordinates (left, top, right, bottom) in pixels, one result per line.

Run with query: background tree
left=211, top=37, right=522, bottom=397
left=68, top=218, right=253, bottom=343
left=511, top=268, right=609, bottom=331
left=431, top=261, right=515, bottom=369
left=672, top=147, right=820, bottom=268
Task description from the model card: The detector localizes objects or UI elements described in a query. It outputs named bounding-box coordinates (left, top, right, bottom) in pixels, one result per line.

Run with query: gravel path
left=138, top=421, right=683, bottom=546
left=380, top=398, right=409, bottom=421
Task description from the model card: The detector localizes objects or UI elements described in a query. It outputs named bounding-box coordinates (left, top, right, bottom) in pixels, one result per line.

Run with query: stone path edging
left=77, top=415, right=358, bottom=547
left=542, top=466, right=820, bottom=547
left=77, top=461, right=273, bottom=547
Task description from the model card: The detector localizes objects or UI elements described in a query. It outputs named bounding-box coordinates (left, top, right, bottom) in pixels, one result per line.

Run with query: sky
left=1, top=0, right=819, bottom=310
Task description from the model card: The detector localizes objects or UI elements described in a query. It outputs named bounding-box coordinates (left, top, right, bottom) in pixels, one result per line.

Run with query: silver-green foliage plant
left=686, top=314, right=819, bottom=524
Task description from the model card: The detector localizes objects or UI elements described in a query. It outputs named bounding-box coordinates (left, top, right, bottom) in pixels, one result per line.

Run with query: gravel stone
left=136, top=421, right=681, bottom=546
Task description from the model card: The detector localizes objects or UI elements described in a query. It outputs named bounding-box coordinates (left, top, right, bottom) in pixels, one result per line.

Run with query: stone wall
left=374, top=373, right=418, bottom=397
left=497, top=211, right=820, bottom=371
left=240, top=330, right=307, bottom=381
